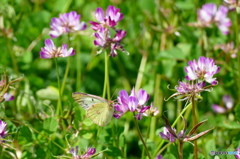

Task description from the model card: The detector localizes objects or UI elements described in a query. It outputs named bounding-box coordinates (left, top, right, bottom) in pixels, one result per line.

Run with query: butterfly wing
left=72, top=92, right=108, bottom=110
left=86, top=103, right=114, bottom=126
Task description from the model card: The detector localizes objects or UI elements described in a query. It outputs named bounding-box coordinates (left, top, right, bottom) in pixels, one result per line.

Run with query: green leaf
left=234, top=104, right=240, bottom=121
left=36, top=86, right=59, bottom=100
left=18, top=126, right=33, bottom=144
left=218, top=120, right=240, bottom=129
left=104, top=146, right=123, bottom=157
left=43, top=117, right=58, bottom=134
left=81, top=129, right=94, bottom=139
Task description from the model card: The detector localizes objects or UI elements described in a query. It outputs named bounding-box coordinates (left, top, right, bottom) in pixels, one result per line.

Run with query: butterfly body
left=72, top=92, right=114, bottom=126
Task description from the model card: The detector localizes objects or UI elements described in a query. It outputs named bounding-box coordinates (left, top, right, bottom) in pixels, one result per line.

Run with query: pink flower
left=40, top=39, right=75, bottom=58
left=212, top=95, right=234, bottom=113
left=184, top=57, right=220, bottom=85
left=50, top=11, right=86, bottom=38
left=197, top=3, right=231, bottom=34
left=0, top=120, right=8, bottom=141
left=114, top=88, right=150, bottom=120
left=89, top=6, right=123, bottom=30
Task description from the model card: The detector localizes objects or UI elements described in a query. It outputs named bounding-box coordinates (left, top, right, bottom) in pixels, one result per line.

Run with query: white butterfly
left=72, top=92, right=114, bottom=126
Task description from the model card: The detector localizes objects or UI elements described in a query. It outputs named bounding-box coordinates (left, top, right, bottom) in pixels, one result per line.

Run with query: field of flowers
left=0, top=0, right=240, bottom=158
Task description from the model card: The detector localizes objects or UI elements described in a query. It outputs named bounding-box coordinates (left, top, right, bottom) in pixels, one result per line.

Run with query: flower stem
left=54, top=58, right=62, bottom=116
left=235, top=10, right=240, bottom=103
left=61, top=33, right=72, bottom=95
left=135, top=51, right=148, bottom=91
left=179, top=141, right=183, bottom=159
left=102, top=51, right=110, bottom=100
left=133, top=116, right=151, bottom=159
left=6, top=38, right=18, bottom=73
left=191, top=96, right=198, bottom=159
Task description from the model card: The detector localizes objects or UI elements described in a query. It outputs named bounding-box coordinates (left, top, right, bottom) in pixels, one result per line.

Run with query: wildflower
left=114, top=88, right=150, bottom=120
left=224, top=0, right=240, bottom=10
left=90, top=6, right=128, bottom=57
left=89, top=5, right=123, bottom=30
left=212, top=95, right=234, bottom=113
left=69, top=146, right=96, bottom=159
left=191, top=3, right=232, bottom=34
left=0, top=120, right=8, bottom=143
left=143, top=103, right=159, bottom=117
left=50, top=11, right=86, bottom=38
left=3, top=93, right=14, bottom=101
left=184, top=57, right=220, bottom=85
left=39, top=39, right=75, bottom=59
left=159, top=115, right=213, bottom=143
left=155, top=154, right=164, bottom=159
left=235, top=147, right=240, bottom=159
left=214, top=42, right=238, bottom=58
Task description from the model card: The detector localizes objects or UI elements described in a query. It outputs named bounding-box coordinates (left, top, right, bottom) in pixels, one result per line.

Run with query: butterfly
left=72, top=92, right=114, bottom=126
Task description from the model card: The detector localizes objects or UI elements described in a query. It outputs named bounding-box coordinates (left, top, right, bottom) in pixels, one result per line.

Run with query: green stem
left=154, top=102, right=192, bottom=156
left=6, top=38, right=18, bottom=73
left=135, top=51, right=148, bottom=91
left=102, top=51, right=110, bottom=100
left=61, top=57, right=71, bottom=95
left=235, top=10, right=240, bottom=103
left=54, top=58, right=62, bottom=116
left=192, top=96, right=198, bottom=159
left=133, top=116, right=151, bottom=159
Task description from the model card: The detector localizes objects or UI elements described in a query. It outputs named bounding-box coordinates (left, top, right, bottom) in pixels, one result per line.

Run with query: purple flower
left=197, top=3, right=231, bottom=34
left=159, top=127, right=177, bottom=142
left=90, top=6, right=128, bottom=57
left=40, top=39, right=75, bottom=59
left=235, top=147, right=240, bottom=159
left=212, top=95, right=234, bottom=113
left=3, top=93, right=14, bottom=101
left=69, top=146, right=96, bottom=159
left=155, top=155, right=164, bottom=159
left=184, top=57, right=220, bottom=85
left=214, top=42, right=238, bottom=58
left=114, top=88, right=150, bottom=120
left=50, top=11, right=86, bottom=38
left=0, top=120, right=8, bottom=141
left=89, top=6, right=123, bottom=30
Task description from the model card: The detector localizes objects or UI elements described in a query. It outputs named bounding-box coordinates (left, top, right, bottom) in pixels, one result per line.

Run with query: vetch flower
left=214, top=42, right=238, bottom=58
left=3, top=93, right=14, bottom=101
left=235, top=147, right=240, bottom=159
left=212, top=95, right=234, bottom=113
left=90, top=6, right=128, bottom=57
left=89, top=5, right=123, bottom=30
left=195, top=3, right=232, bottom=34
left=40, top=39, right=75, bottom=59
left=50, top=11, right=86, bottom=38
left=0, top=120, right=8, bottom=142
left=143, top=103, right=159, bottom=117
left=184, top=57, right=220, bottom=85
left=69, top=146, right=96, bottom=159
left=114, top=88, right=150, bottom=120
left=159, top=115, right=213, bottom=143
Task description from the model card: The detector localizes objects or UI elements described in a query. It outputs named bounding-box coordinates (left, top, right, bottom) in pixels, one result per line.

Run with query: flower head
left=235, top=147, right=240, bottom=159
left=196, top=3, right=231, bottom=34
left=50, top=11, right=86, bottom=38
left=212, top=95, right=234, bottom=113
left=89, top=6, right=123, bottom=30
left=184, top=57, right=220, bottom=85
left=214, top=42, right=238, bottom=58
left=90, top=6, right=128, bottom=57
left=69, top=146, right=96, bottom=159
left=114, top=88, right=150, bottom=120
left=0, top=120, right=8, bottom=142
left=40, top=39, right=75, bottom=59
left=159, top=127, right=177, bottom=142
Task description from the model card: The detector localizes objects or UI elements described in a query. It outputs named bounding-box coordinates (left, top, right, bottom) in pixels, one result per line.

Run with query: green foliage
left=0, top=0, right=239, bottom=158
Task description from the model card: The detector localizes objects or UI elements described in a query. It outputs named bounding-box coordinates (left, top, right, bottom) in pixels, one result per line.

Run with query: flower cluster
left=214, top=42, right=238, bottom=58
left=40, top=39, right=75, bottom=59
left=50, top=11, right=86, bottom=38
left=90, top=6, right=128, bottom=57
left=212, top=95, right=234, bottom=113
left=159, top=116, right=213, bottom=143
left=69, top=146, right=96, bottom=159
left=169, top=57, right=220, bottom=101
left=114, top=88, right=150, bottom=120
left=0, top=120, right=8, bottom=143
left=189, top=3, right=232, bottom=34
